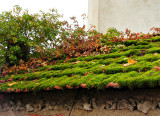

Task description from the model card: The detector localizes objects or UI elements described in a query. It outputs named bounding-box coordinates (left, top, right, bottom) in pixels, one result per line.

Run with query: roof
left=0, top=36, right=160, bottom=92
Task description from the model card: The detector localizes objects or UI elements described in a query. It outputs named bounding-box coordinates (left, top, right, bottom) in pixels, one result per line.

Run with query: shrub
left=0, top=5, right=63, bottom=65
left=102, top=27, right=121, bottom=43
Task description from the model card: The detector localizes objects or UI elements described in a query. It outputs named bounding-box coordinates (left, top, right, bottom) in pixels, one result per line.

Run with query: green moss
left=1, top=37, right=160, bottom=92
left=149, top=47, right=160, bottom=53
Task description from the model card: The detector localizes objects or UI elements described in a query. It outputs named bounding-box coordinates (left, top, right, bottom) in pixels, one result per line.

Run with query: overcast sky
left=0, top=0, right=88, bottom=27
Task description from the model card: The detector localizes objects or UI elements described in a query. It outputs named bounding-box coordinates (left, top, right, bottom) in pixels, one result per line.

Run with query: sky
left=0, top=0, right=88, bottom=27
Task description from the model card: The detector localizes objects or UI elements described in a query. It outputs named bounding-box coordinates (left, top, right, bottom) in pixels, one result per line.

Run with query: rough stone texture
left=9, top=101, right=16, bottom=111
left=158, top=101, right=160, bottom=108
left=3, top=102, right=11, bottom=111
left=45, top=101, right=53, bottom=111
left=137, top=100, right=156, bottom=113
left=83, top=103, right=92, bottom=111
left=16, top=101, right=25, bottom=111
left=25, top=104, right=34, bottom=112
left=32, top=100, right=44, bottom=111
left=96, top=99, right=106, bottom=110
left=0, top=105, right=2, bottom=112
left=91, top=98, right=97, bottom=109
left=105, top=100, right=116, bottom=110
left=129, top=98, right=136, bottom=107
left=0, top=88, right=160, bottom=115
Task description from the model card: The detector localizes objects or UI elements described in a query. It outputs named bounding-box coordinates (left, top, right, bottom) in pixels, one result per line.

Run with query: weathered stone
left=57, top=105, right=64, bottom=111
left=33, top=100, right=44, bottom=111
left=3, top=102, right=11, bottom=111
left=63, top=104, right=71, bottom=110
left=137, top=100, right=154, bottom=113
left=96, top=99, right=105, bottom=109
left=45, top=101, right=53, bottom=111
left=117, top=99, right=128, bottom=110
left=16, top=101, right=25, bottom=111
left=74, top=100, right=83, bottom=110
left=25, top=104, right=34, bottom=112
left=129, top=98, right=136, bottom=106
left=9, top=101, right=16, bottom=111
left=10, top=101, right=15, bottom=106
left=0, top=105, right=2, bottom=111
left=128, top=105, right=135, bottom=111
left=157, top=97, right=160, bottom=102
left=158, top=101, right=160, bottom=108
left=51, top=101, right=56, bottom=106
left=91, top=98, right=97, bottom=109
left=152, top=101, right=157, bottom=110
left=0, top=88, right=159, bottom=114
left=105, top=100, right=116, bottom=110
left=117, top=99, right=134, bottom=111
left=53, top=106, right=58, bottom=110
left=81, top=96, right=88, bottom=103
left=83, top=103, right=92, bottom=111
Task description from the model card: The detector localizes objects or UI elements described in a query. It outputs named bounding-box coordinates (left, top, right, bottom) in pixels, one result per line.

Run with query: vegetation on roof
left=0, top=36, right=160, bottom=92
left=0, top=6, right=160, bottom=93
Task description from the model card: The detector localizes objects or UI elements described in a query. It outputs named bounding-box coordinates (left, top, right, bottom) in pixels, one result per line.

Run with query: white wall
left=88, top=0, right=99, bottom=30
left=88, top=0, right=160, bottom=33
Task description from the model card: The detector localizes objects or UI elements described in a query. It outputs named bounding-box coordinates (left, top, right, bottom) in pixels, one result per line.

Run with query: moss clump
left=0, top=37, right=160, bottom=92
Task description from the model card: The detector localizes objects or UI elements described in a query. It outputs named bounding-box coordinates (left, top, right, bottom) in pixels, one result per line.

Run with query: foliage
left=102, top=27, right=121, bottom=43
left=56, top=16, right=102, bottom=58
left=0, top=5, right=63, bottom=65
left=0, top=6, right=160, bottom=92
left=0, top=35, right=160, bottom=92
left=1, top=6, right=159, bottom=67
left=102, top=27, right=160, bottom=44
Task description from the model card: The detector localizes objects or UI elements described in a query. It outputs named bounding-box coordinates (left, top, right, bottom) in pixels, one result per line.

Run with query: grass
left=0, top=36, right=160, bottom=92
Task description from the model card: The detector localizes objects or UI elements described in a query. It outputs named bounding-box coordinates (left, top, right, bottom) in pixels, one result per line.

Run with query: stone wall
left=88, top=0, right=160, bottom=33
left=0, top=88, right=160, bottom=116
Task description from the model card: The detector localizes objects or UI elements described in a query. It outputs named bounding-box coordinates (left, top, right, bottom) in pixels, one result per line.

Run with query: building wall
left=88, top=0, right=99, bottom=30
left=88, top=0, right=160, bottom=33
left=0, top=89, right=160, bottom=115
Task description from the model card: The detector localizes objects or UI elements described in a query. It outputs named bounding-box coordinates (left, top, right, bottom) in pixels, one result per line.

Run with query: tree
left=0, top=5, right=63, bottom=65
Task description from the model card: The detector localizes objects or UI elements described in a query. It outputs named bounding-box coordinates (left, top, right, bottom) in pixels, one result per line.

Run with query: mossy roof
left=0, top=36, right=160, bottom=92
